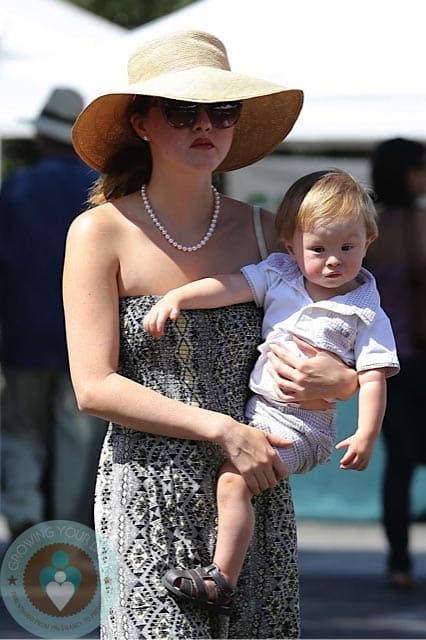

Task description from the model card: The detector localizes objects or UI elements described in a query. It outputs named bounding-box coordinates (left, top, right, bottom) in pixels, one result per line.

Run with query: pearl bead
left=141, top=184, right=220, bottom=252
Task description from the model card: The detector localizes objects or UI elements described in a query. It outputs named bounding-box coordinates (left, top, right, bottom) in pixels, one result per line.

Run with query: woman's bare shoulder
left=221, top=194, right=269, bottom=218
left=221, top=195, right=280, bottom=252
left=67, top=199, right=128, bottom=242
left=259, top=208, right=281, bottom=252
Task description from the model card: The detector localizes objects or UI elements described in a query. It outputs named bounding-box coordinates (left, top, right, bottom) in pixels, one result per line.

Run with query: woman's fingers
left=243, top=460, right=283, bottom=495
left=224, top=424, right=288, bottom=494
left=240, top=470, right=261, bottom=495
left=269, top=342, right=300, bottom=370
left=266, top=432, right=294, bottom=451
left=267, top=354, right=301, bottom=401
left=266, top=439, right=290, bottom=483
left=291, top=335, right=319, bottom=356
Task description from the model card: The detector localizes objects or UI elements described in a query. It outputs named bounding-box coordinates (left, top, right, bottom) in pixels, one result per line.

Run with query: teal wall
left=291, top=394, right=426, bottom=521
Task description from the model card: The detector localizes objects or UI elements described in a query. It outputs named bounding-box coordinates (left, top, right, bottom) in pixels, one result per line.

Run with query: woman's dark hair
left=88, top=95, right=153, bottom=205
left=371, top=137, right=425, bottom=207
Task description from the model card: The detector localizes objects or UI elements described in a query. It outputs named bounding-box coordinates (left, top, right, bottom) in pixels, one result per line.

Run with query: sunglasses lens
left=207, top=101, right=242, bottom=128
left=159, top=99, right=242, bottom=129
left=161, top=100, right=198, bottom=128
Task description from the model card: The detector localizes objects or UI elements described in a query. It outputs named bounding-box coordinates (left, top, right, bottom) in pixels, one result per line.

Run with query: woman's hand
left=267, top=337, right=358, bottom=404
left=216, top=420, right=292, bottom=495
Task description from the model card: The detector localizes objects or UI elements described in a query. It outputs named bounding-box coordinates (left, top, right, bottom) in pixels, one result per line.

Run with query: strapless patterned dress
left=95, top=296, right=300, bottom=639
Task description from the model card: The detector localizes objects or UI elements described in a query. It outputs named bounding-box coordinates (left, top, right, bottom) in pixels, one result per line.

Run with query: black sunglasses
left=157, top=98, right=242, bottom=129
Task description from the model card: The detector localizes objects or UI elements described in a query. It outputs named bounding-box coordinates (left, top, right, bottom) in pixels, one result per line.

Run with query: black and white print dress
left=95, top=296, right=300, bottom=639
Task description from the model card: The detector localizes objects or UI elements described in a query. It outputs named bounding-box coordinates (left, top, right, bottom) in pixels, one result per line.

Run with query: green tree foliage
left=71, top=0, right=196, bottom=29
left=1, top=140, right=40, bottom=181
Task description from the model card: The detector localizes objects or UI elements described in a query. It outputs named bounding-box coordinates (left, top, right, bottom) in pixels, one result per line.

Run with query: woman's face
left=131, top=99, right=235, bottom=175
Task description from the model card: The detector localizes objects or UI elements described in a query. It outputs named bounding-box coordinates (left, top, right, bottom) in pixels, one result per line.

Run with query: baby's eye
left=342, top=244, right=353, bottom=251
left=310, top=246, right=324, bottom=253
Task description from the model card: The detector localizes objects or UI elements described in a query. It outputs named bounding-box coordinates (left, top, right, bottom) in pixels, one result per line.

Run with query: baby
left=144, top=169, right=400, bottom=613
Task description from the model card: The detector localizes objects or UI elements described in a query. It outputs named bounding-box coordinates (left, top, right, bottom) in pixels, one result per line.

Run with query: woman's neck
left=145, top=172, right=216, bottom=229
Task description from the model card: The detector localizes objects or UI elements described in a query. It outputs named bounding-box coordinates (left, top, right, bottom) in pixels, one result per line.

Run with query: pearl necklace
left=140, top=184, right=220, bottom=252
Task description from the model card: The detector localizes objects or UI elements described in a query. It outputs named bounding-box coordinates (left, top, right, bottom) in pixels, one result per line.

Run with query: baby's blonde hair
left=275, top=169, right=378, bottom=241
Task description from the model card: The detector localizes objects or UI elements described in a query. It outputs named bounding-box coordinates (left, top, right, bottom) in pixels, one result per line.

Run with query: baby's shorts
left=245, top=394, right=336, bottom=474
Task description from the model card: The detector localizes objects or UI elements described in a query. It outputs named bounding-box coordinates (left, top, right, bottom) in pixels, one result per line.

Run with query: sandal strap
left=202, top=563, right=235, bottom=599
left=187, top=568, right=210, bottom=602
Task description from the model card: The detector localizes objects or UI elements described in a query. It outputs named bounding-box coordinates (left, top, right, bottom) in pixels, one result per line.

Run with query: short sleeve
left=354, top=309, right=400, bottom=377
left=241, top=261, right=268, bottom=307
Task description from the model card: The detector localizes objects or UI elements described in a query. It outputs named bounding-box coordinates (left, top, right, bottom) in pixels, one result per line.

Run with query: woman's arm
left=143, top=274, right=253, bottom=337
left=335, top=369, right=386, bottom=470
left=63, top=211, right=289, bottom=495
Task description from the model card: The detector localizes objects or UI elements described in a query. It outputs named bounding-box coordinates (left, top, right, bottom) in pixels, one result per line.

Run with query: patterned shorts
left=245, top=394, right=336, bottom=474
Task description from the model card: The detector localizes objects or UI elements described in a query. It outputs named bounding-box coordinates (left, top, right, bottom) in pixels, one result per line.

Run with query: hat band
left=39, top=109, right=76, bottom=126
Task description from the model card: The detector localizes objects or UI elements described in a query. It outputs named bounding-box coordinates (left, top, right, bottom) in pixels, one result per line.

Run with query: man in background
left=0, top=87, right=106, bottom=538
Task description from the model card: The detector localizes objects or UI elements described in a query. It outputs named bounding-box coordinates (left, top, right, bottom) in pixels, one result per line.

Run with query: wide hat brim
left=72, top=66, right=303, bottom=173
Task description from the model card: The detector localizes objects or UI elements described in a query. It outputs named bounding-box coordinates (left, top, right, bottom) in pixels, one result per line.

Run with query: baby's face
left=285, top=217, right=374, bottom=300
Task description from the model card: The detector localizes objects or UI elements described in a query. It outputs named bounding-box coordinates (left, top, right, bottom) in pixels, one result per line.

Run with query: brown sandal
left=162, top=562, right=234, bottom=615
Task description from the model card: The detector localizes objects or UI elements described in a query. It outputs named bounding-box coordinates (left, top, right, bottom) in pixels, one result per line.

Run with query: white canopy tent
left=1, top=0, right=424, bottom=148
left=0, top=0, right=126, bottom=139
left=88, top=0, right=425, bottom=208
left=111, top=0, right=426, bottom=150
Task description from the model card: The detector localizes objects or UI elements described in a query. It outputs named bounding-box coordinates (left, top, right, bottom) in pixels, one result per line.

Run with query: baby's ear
left=365, top=233, right=378, bottom=254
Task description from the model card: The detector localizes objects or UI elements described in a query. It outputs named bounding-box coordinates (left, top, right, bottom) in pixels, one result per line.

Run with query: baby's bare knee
left=217, top=466, right=252, bottom=504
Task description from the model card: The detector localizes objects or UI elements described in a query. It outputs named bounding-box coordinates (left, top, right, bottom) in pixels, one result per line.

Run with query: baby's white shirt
left=241, top=252, right=400, bottom=405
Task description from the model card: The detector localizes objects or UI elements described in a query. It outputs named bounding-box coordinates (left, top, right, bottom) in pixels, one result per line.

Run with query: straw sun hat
left=72, top=30, right=304, bottom=173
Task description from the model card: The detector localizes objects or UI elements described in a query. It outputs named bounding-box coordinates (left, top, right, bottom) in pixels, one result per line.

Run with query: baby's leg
left=161, top=461, right=252, bottom=610
left=213, top=460, right=254, bottom=588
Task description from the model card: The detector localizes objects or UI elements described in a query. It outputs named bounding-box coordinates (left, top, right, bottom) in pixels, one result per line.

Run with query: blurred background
left=1, top=0, right=425, bottom=638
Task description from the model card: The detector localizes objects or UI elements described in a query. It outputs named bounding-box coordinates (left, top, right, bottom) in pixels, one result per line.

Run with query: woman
left=367, top=138, right=426, bottom=590
left=64, top=30, right=357, bottom=639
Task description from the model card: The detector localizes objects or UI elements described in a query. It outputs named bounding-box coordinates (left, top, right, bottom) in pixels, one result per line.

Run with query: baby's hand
left=335, top=432, right=375, bottom=471
left=143, top=292, right=182, bottom=338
